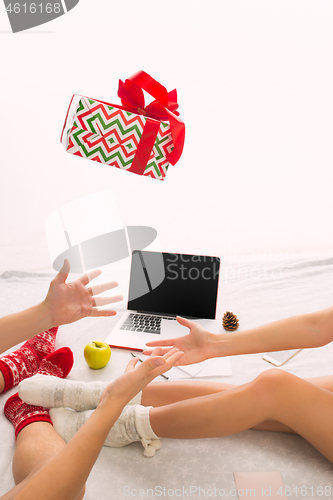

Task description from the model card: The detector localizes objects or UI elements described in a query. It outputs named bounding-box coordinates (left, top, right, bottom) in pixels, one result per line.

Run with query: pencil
left=130, top=352, right=169, bottom=380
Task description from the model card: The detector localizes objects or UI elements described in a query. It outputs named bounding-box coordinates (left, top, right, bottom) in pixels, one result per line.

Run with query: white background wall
left=1, top=0, right=333, bottom=272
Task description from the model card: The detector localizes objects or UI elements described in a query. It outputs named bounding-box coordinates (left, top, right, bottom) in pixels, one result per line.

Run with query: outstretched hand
left=43, top=260, right=123, bottom=327
left=99, top=348, right=184, bottom=406
left=142, top=317, right=214, bottom=366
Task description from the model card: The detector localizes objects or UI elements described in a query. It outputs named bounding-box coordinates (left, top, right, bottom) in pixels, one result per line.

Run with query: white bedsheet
left=1, top=255, right=333, bottom=499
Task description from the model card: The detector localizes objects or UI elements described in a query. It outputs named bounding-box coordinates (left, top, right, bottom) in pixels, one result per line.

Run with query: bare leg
left=0, top=371, right=5, bottom=393
left=142, top=374, right=333, bottom=406
left=304, top=374, right=333, bottom=392
left=141, top=380, right=234, bottom=406
left=1, top=423, right=85, bottom=500
left=149, top=378, right=270, bottom=439
left=142, top=380, right=295, bottom=433
left=147, top=370, right=333, bottom=463
left=142, top=374, right=333, bottom=434
left=258, top=370, right=333, bottom=462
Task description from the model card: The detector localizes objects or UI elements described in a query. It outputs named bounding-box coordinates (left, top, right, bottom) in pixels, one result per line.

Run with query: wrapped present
left=60, top=71, right=185, bottom=180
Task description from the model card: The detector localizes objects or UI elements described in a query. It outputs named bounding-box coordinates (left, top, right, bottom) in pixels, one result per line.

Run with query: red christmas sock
left=38, top=346, right=73, bottom=379
left=4, top=393, right=51, bottom=438
left=0, top=327, right=58, bottom=392
left=4, top=347, right=74, bottom=438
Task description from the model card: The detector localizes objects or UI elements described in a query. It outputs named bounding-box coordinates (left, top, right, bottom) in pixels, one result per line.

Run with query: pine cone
left=222, top=311, right=239, bottom=331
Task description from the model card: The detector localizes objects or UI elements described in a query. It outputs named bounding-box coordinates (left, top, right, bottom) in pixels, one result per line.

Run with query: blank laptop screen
left=128, top=251, right=220, bottom=319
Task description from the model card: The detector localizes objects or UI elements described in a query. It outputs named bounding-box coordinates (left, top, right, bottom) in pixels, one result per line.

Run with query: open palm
left=43, top=260, right=123, bottom=326
left=99, top=348, right=184, bottom=406
left=142, top=317, right=213, bottom=366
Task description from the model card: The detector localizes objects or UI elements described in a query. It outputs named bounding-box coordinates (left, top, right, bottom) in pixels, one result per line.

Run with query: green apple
left=84, top=341, right=111, bottom=369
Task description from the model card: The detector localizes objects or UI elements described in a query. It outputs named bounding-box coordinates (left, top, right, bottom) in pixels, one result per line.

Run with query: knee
left=251, top=369, right=294, bottom=409
left=254, top=368, right=293, bottom=391
left=257, top=368, right=290, bottom=381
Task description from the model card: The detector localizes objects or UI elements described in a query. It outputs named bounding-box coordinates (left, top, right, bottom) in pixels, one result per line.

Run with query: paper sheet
left=233, top=471, right=287, bottom=500
left=167, top=356, right=232, bottom=379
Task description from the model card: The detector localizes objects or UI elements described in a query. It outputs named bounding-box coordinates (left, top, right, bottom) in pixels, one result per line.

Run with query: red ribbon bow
left=118, top=71, right=185, bottom=166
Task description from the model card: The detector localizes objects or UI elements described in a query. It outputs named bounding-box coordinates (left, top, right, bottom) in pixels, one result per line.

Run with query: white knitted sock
left=50, top=404, right=161, bottom=457
left=18, top=374, right=142, bottom=411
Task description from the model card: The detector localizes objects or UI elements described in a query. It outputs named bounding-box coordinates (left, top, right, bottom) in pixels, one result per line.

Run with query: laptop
left=105, top=250, right=220, bottom=350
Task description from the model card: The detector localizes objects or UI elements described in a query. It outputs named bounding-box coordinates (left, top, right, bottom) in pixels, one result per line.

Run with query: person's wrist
left=98, top=391, right=133, bottom=411
left=91, top=399, right=127, bottom=435
left=207, top=332, right=231, bottom=358
left=99, top=395, right=127, bottom=410
left=98, top=375, right=145, bottom=408
left=37, top=300, right=54, bottom=329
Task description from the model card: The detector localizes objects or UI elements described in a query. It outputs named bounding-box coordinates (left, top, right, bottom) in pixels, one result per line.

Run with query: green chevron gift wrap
left=61, top=95, right=174, bottom=180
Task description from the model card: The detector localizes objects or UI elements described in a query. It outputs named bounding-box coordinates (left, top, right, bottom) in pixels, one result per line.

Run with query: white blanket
left=1, top=255, right=333, bottom=498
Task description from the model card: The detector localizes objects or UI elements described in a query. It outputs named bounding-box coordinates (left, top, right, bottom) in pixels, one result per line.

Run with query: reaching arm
left=0, top=260, right=123, bottom=355
left=143, top=306, right=333, bottom=365
left=12, top=349, right=183, bottom=500
left=0, top=303, right=52, bottom=355
left=211, top=307, right=333, bottom=357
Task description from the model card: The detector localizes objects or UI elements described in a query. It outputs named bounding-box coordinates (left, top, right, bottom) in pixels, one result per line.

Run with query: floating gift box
left=60, top=71, right=185, bottom=180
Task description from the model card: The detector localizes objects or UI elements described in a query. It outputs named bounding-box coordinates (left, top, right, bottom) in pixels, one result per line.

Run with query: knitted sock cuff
left=15, top=413, right=52, bottom=439
left=5, top=392, right=53, bottom=440
left=0, top=359, right=14, bottom=392
left=135, top=405, right=159, bottom=440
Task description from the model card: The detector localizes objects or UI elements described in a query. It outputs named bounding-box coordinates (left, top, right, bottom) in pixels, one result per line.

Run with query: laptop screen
left=128, top=251, right=220, bottom=319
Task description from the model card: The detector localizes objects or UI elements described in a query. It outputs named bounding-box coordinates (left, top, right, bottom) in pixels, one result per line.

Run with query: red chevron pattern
left=64, top=96, right=173, bottom=180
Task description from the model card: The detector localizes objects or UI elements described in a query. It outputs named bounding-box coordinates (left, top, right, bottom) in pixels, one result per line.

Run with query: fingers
left=88, top=290, right=123, bottom=316
left=61, top=259, right=70, bottom=274
left=145, top=338, right=178, bottom=347
left=143, top=356, right=167, bottom=372
left=160, top=347, right=181, bottom=361
left=93, top=295, right=123, bottom=307
left=149, top=347, right=164, bottom=356
left=77, top=269, right=102, bottom=286
left=75, top=270, right=121, bottom=304
left=176, top=316, right=196, bottom=329
left=124, top=357, right=140, bottom=372
left=53, top=259, right=70, bottom=284
left=164, top=349, right=185, bottom=366
left=89, top=309, right=118, bottom=317
left=88, top=281, right=119, bottom=296
left=141, top=347, right=185, bottom=366
left=55, top=265, right=111, bottom=288
left=142, top=347, right=173, bottom=356
left=144, top=317, right=193, bottom=349
left=144, top=347, right=177, bottom=361
left=141, top=348, right=184, bottom=376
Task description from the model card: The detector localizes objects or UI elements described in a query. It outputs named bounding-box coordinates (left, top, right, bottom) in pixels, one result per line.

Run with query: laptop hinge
left=135, top=311, right=199, bottom=320
left=135, top=311, right=176, bottom=318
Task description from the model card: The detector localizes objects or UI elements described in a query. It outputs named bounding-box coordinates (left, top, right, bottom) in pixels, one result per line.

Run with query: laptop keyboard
left=120, top=313, right=176, bottom=334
